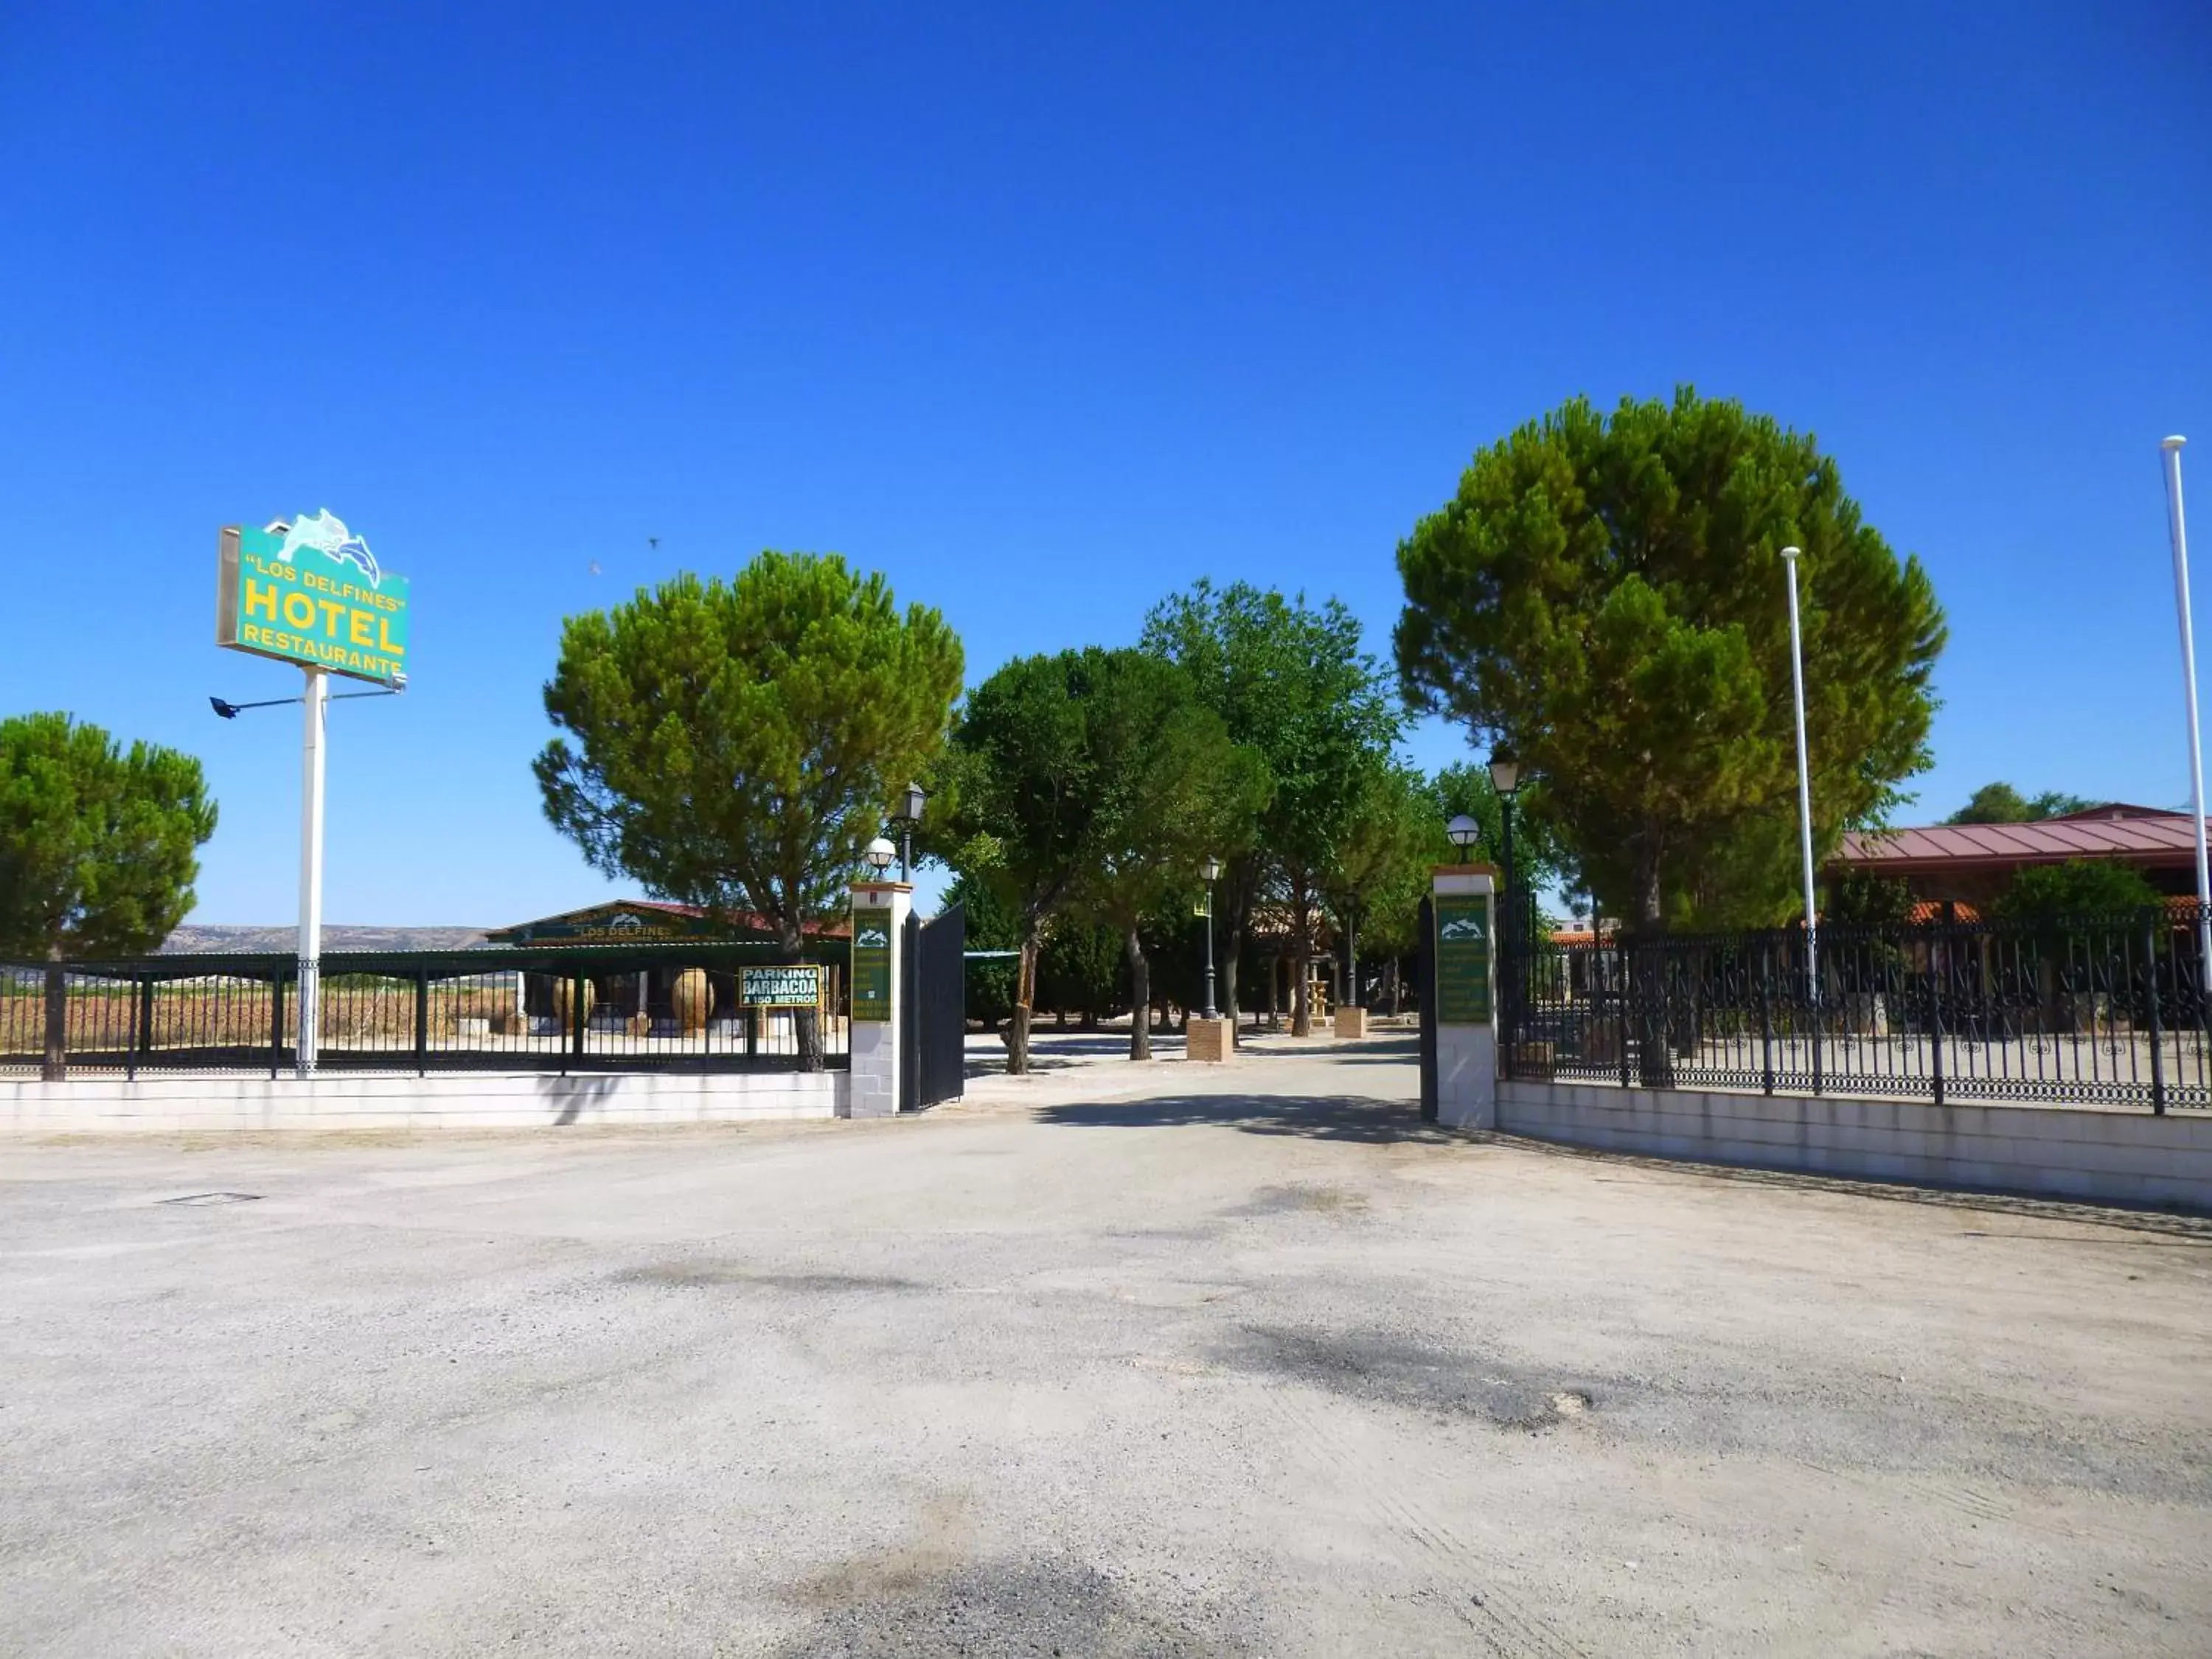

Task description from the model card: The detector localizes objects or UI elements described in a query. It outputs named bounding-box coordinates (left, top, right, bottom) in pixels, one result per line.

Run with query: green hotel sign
left=1433, top=894, right=1492, bottom=1025
left=851, top=911, right=893, bottom=1023
left=217, top=511, right=411, bottom=686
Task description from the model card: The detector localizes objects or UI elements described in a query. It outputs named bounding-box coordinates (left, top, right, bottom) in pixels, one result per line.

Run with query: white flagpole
left=2160, top=437, right=2212, bottom=985
left=1781, top=546, right=1818, bottom=996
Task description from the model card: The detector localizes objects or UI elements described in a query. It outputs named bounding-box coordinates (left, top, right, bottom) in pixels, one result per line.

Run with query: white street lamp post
left=2161, top=437, right=2212, bottom=986
left=1780, top=546, right=1819, bottom=1009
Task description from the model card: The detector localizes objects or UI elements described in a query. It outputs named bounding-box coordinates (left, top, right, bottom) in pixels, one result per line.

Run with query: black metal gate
left=1416, top=894, right=1438, bottom=1121
left=902, top=902, right=967, bottom=1111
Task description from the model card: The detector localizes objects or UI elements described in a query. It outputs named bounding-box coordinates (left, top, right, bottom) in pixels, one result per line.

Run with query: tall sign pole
left=1780, top=546, right=1819, bottom=1001
left=296, top=667, right=329, bottom=1074
left=215, top=511, right=410, bottom=1076
left=2160, top=438, right=2212, bottom=985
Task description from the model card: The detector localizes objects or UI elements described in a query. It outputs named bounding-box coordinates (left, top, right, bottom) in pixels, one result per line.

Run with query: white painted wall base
left=1498, top=1079, right=2212, bottom=1211
left=0, top=1070, right=846, bottom=1135
left=1436, top=1024, right=1497, bottom=1130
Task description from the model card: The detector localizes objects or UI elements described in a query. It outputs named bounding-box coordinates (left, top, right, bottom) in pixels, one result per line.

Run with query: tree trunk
left=1004, top=931, right=1039, bottom=1075
left=1125, top=927, right=1151, bottom=1061
left=785, top=927, right=824, bottom=1072
left=1632, top=861, right=1673, bottom=1088
left=42, top=950, right=68, bottom=1082
left=1222, top=922, right=1245, bottom=1022
left=1290, top=947, right=1311, bottom=1037
left=1265, top=952, right=1279, bottom=1029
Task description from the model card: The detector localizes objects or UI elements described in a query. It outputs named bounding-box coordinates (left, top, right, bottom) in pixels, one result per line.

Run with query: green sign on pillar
left=852, top=910, right=894, bottom=1023
left=1433, top=895, right=1492, bottom=1024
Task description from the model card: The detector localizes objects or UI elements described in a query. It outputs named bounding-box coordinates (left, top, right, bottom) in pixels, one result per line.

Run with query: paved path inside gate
left=4, top=1036, right=2210, bottom=1657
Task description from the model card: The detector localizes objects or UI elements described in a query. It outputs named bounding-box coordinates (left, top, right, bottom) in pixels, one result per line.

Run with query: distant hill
left=161, top=924, right=492, bottom=955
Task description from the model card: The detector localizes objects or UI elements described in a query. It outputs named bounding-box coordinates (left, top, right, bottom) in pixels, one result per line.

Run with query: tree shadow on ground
left=1034, top=1093, right=1454, bottom=1145
left=964, top=1054, right=1084, bottom=1079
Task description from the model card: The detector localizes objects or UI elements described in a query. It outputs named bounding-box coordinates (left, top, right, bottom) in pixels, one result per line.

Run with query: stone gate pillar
left=846, top=880, right=911, bottom=1119
left=1431, top=864, right=1498, bottom=1130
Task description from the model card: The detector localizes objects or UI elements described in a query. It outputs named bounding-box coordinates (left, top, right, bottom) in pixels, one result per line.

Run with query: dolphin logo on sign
left=1440, top=914, right=1488, bottom=942
left=270, top=509, right=383, bottom=588
left=856, top=924, right=890, bottom=949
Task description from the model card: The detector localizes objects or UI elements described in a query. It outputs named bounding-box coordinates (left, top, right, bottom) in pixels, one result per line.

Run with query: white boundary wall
left=0, top=1070, right=845, bottom=1135
left=1498, top=1079, right=2212, bottom=1210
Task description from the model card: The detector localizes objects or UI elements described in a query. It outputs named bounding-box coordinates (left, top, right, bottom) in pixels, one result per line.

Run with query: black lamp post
left=1487, top=750, right=1520, bottom=916
left=1200, top=856, right=1222, bottom=1020
left=891, top=782, right=926, bottom=882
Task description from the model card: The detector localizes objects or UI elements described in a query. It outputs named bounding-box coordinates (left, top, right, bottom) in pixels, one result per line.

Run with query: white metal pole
left=2160, top=437, right=2212, bottom=983
left=1781, top=546, right=1818, bottom=998
left=296, top=666, right=328, bottom=1076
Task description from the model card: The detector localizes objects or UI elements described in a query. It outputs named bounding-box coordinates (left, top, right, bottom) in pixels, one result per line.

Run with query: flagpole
left=1781, top=546, right=1818, bottom=991
left=2161, top=437, right=2212, bottom=985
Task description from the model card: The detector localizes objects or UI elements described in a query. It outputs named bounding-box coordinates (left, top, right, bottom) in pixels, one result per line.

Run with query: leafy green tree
left=1994, top=860, right=2162, bottom=922
left=1322, top=759, right=1431, bottom=1008
left=944, top=874, right=1018, bottom=1030
left=1426, top=763, right=1565, bottom=888
left=1140, top=901, right=1208, bottom=1023
left=1143, top=580, right=1399, bottom=1032
left=945, top=647, right=1263, bottom=1067
left=1067, top=653, right=1267, bottom=1059
left=937, top=652, right=1102, bottom=1072
left=535, top=553, right=963, bottom=1068
left=1945, top=783, right=2096, bottom=825
left=1993, top=860, right=2163, bottom=1035
left=0, top=713, right=218, bottom=1079
left=1037, top=916, right=1125, bottom=1030
left=1395, top=387, right=1947, bottom=932
left=1823, top=869, right=1917, bottom=929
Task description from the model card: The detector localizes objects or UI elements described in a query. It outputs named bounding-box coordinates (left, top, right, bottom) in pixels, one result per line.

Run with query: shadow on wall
left=1034, top=1093, right=1456, bottom=1147
left=1497, top=1131, right=2212, bottom=1236
left=532, top=1073, right=631, bottom=1127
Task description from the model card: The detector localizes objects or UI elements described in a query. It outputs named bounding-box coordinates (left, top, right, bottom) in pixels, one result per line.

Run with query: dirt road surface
left=4, top=1036, right=2207, bottom=1655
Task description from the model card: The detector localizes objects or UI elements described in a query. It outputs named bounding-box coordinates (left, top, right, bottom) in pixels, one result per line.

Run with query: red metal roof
left=1838, top=813, right=2212, bottom=871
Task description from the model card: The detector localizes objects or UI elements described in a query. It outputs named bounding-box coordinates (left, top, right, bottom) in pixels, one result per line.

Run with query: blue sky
left=3, top=3, right=2208, bottom=926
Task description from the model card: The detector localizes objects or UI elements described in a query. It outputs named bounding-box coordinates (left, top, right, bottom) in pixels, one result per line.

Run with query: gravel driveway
left=4, top=1036, right=2208, bottom=1655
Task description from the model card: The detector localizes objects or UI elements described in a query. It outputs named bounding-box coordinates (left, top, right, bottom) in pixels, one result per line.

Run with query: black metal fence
left=1, top=944, right=851, bottom=1078
left=1500, top=910, right=2212, bottom=1115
